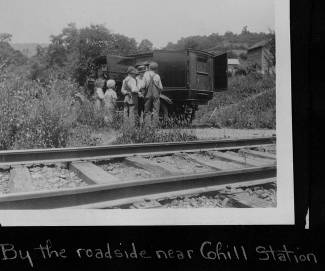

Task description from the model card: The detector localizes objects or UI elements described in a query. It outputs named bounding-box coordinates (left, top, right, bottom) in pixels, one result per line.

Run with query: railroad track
left=0, top=137, right=276, bottom=209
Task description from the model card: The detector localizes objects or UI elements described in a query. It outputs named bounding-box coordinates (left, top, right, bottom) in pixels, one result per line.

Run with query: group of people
left=93, top=61, right=163, bottom=126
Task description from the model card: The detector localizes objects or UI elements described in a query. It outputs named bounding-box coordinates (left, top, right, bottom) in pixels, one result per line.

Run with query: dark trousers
left=123, top=93, right=139, bottom=126
left=144, top=95, right=160, bottom=126
left=132, top=93, right=139, bottom=125
left=138, top=97, right=145, bottom=117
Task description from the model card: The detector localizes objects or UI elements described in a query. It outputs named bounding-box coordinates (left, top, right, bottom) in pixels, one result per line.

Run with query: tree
left=227, top=51, right=237, bottom=59
left=183, top=38, right=200, bottom=50
left=0, top=34, right=27, bottom=67
left=109, top=33, right=137, bottom=55
left=0, top=33, right=12, bottom=43
left=239, top=52, right=247, bottom=60
left=241, top=26, right=249, bottom=35
left=138, top=39, right=153, bottom=53
left=40, top=23, right=139, bottom=85
left=268, top=31, right=276, bottom=66
left=224, top=31, right=235, bottom=37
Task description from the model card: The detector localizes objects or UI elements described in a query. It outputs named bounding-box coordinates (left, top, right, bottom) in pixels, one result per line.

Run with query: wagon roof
left=248, top=39, right=271, bottom=50
left=94, top=49, right=224, bottom=65
left=125, top=49, right=216, bottom=58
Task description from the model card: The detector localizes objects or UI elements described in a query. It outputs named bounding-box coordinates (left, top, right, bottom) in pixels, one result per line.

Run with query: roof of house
left=228, top=58, right=240, bottom=65
left=248, top=40, right=271, bottom=51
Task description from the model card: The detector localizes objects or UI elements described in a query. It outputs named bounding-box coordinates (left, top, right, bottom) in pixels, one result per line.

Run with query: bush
left=194, top=74, right=276, bottom=127
left=75, top=98, right=104, bottom=128
left=66, top=125, right=101, bottom=147
left=13, top=79, right=78, bottom=149
left=0, top=74, right=42, bottom=149
left=0, top=72, right=79, bottom=149
left=0, top=67, right=123, bottom=149
left=14, top=93, right=75, bottom=149
left=114, top=120, right=197, bottom=144
left=74, top=98, right=124, bottom=130
left=210, top=88, right=276, bottom=129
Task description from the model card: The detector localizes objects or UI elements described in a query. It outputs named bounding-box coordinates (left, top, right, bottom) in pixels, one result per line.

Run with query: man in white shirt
left=121, top=66, right=139, bottom=125
left=143, top=62, right=163, bottom=125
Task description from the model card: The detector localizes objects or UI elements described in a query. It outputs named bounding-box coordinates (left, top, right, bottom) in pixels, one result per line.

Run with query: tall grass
left=2, top=69, right=276, bottom=149
left=210, top=88, right=275, bottom=129
left=114, top=118, right=197, bottom=144
left=0, top=73, right=79, bottom=149
left=0, top=69, right=120, bottom=149
left=195, top=73, right=276, bottom=129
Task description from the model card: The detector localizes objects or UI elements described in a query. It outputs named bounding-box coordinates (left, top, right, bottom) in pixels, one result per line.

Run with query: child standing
left=103, top=79, right=117, bottom=124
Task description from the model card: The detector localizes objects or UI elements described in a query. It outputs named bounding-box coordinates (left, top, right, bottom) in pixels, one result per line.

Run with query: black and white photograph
left=0, top=0, right=293, bottom=225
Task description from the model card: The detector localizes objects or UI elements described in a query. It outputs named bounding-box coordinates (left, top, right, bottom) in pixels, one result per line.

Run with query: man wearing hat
left=143, top=61, right=163, bottom=125
left=121, top=66, right=139, bottom=125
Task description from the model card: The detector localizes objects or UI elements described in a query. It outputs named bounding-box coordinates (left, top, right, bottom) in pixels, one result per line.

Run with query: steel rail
left=0, top=165, right=276, bottom=209
left=67, top=177, right=276, bottom=209
left=0, top=137, right=275, bottom=165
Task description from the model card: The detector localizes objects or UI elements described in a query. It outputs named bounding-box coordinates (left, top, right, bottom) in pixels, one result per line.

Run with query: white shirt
left=121, top=75, right=139, bottom=95
left=136, top=75, right=146, bottom=90
left=104, top=89, right=117, bottom=101
left=95, top=88, right=104, bottom=99
left=104, top=89, right=117, bottom=108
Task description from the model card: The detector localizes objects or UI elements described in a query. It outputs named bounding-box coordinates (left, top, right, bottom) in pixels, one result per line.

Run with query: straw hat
left=127, top=66, right=138, bottom=75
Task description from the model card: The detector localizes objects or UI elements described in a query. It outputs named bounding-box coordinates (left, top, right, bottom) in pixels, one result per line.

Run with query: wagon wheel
left=181, top=106, right=196, bottom=127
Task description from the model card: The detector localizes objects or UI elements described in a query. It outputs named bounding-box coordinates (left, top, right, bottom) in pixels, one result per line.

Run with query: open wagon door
left=213, top=53, right=227, bottom=91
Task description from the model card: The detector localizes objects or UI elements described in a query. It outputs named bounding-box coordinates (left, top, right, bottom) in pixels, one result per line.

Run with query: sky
left=0, top=0, right=274, bottom=48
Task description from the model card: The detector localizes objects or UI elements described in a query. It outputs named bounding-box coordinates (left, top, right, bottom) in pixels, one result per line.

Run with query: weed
left=114, top=118, right=197, bottom=144
left=66, top=125, right=102, bottom=147
left=195, top=74, right=276, bottom=129
left=210, top=88, right=275, bottom=129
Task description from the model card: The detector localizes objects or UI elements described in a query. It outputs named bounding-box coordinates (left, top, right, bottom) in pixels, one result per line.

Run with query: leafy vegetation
left=114, top=120, right=197, bottom=145
left=209, top=88, right=275, bottom=129
left=0, top=71, right=75, bottom=149
left=0, top=24, right=276, bottom=149
left=0, top=35, right=28, bottom=68
left=26, top=24, right=137, bottom=85
left=0, top=69, right=114, bottom=150
left=195, top=73, right=276, bottom=129
left=25, top=23, right=156, bottom=86
left=164, top=26, right=273, bottom=52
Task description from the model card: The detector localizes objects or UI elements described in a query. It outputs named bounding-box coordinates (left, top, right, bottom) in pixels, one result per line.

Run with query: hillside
left=11, top=43, right=48, bottom=57
left=0, top=41, right=28, bottom=66
left=194, top=74, right=276, bottom=129
left=164, top=29, right=273, bottom=58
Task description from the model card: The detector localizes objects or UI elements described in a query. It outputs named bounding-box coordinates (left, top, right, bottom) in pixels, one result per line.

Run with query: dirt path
left=193, top=128, right=275, bottom=140
left=161, top=128, right=275, bottom=140
left=92, top=127, right=275, bottom=146
left=91, top=128, right=118, bottom=145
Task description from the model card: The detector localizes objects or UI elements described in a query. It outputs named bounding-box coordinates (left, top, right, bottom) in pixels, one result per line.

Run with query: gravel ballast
left=98, top=160, right=156, bottom=181
left=0, top=170, right=10, bottom=194
left=29, top=164, right=88, bottom=191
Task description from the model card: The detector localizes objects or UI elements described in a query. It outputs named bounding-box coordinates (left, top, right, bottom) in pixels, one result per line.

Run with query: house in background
left=246, top=40, right=274, bottom=74
left=227, top=58, right=240, bottom=75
